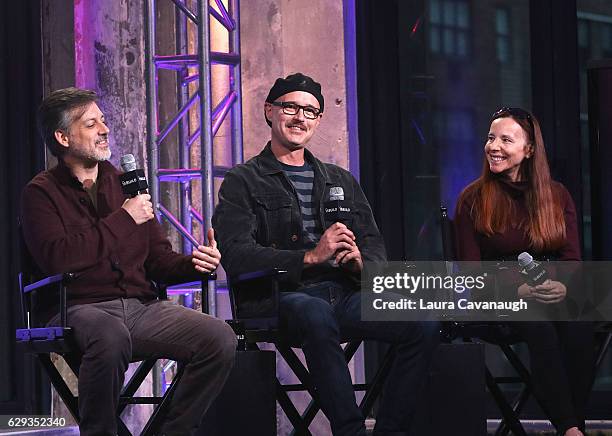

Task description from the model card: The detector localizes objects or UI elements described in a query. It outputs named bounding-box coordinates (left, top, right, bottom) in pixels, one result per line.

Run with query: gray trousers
left=48, top=298, right=237, bottom=436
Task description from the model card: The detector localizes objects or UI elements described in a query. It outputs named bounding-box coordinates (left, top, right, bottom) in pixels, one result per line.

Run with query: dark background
left=0, top=0, right=47, bottom=414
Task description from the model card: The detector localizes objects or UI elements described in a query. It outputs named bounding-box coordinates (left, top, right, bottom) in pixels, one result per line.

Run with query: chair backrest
left=17, top=222, right=67, bottom=328
left=18, top=222, right=38, bottom=327
left=228, top=275, right=280, bottom=331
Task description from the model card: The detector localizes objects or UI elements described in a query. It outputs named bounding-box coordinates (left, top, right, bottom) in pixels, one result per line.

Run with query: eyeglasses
left=492, top=107, right=533, bottom=128
left=270, top=101, right=321, bottom=120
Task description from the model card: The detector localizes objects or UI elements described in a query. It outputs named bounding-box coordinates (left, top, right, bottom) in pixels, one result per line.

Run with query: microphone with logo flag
left=323, top=186, right=352, bottom=228
left=120, top=154, right=148, bottom=197
left=518, top=252, right=549, bottom=285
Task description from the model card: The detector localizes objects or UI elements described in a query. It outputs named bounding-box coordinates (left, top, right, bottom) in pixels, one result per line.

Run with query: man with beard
left=21, top=87, right=237, bottom=436
left=212, top=73, right=437, bottom=436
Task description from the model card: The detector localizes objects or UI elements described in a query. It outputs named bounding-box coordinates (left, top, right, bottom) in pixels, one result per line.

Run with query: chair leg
left=117, top=418, right=132, bottom=436
left=499, top=344, right=531, bottom=385
left=63, top=353, right=81, bottom=377
left=589, top=331, right=612, bottom=393
left=496, top=384, right=531, bottom=436
left=498, top=343, right=559, bottom=435
left=140, top=364, right=185, bottom=436
left=296, top=340, right=364, bottom=429
left=277, top=345, right=318, bottom=399
left=485, top=368, right=526, bottom=436
left=277, top=346, right=318, bottom=435
left=278, top=379, right=312, bottom=436
left=300, top=397, right=321, bottom=430
left=117, top=359, right=157, bottom=415
left=343, top=340, right=361, bottom=362
left=495, top=344, right=533, bottom=435
left=38, top=354, right=80, bottom=423
left=595, top=332, right=611, bottom=370
left=278, top=340, right=394, bottom=435
left=359, top=345, right=395, bottom=417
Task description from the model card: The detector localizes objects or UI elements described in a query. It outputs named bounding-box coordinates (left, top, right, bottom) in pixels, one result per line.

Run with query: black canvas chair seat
left=228, top=268, right=395, bottom=436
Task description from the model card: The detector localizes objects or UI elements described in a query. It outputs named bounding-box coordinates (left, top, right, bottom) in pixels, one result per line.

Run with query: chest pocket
left=253, top=194, right=293, bottom=245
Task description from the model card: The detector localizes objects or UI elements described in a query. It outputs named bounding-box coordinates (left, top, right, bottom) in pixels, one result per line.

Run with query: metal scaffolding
left=144, top=0, right=242, bottom=392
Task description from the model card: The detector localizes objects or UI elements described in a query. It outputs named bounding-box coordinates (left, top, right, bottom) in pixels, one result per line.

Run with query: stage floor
left=0, top=421, right=611, bottom=435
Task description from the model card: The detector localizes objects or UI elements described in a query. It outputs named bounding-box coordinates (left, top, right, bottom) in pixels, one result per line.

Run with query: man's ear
left=264, top=102, right=273, bottom=125
left=54, top=130, right=70, bottom=148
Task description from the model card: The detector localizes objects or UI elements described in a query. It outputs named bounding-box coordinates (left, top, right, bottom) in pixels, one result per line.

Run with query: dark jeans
left=279, top=281, right=438, bottom=436
left=47, top=298, right=237, bottom=436
left=509, top=321, right=595, bottom=434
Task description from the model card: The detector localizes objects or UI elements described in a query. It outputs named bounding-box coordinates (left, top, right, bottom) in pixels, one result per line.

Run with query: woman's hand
left=518, top=280, right=567, bottom=304
left=518, top=283, right=535, bottom=299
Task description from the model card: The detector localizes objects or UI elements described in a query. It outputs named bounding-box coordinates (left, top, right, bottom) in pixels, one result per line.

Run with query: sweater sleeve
left=144, top=219, right=201, bottom=285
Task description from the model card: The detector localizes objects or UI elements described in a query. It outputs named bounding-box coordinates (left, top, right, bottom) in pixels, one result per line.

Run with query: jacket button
left=79, top=198, right=87, bottom=204
left=291, top=234, right=298, bottom=242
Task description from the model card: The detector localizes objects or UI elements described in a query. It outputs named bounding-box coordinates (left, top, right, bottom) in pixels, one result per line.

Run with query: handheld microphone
left=323, top=186, right=352, bottom=228
left=518, top=252, right=549, bottom=285
left=119, top=154, right=148, bottom=198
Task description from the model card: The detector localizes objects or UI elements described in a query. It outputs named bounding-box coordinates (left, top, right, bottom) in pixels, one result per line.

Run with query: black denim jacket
left=212, top=142, right=387, bottom=290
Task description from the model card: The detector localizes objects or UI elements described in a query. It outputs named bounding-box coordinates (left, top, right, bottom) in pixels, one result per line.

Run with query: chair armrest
left=23, top=272, right=75, bottom=294
left=157, top=272, right=217, bottom=299
left=232, top=268, right=287, bottom=285
left=19, top=272, right=76, bottom=331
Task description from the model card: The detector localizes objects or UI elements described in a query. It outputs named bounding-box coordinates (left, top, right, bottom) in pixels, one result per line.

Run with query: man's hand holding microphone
left=304, top=186, right=363, bottom=272
left=304, top=222, right=363, bottom=273
left=122, top=194, right=155, bottom=225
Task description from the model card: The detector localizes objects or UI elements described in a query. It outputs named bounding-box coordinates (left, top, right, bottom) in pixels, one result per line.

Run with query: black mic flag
left=324, top=186, right=352, bottom=227
left=518, top=252, right=549, bottom=285
left=119, top=154, right=148, bottom=197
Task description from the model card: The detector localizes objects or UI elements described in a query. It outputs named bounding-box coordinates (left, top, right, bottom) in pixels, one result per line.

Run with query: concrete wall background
left=240, top=0, right=349, bottom=168
left=74, top=0, right=148, bottom=171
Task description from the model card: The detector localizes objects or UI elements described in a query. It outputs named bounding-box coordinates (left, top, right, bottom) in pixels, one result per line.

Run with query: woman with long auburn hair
left=454, top=107, right=594, bottom=436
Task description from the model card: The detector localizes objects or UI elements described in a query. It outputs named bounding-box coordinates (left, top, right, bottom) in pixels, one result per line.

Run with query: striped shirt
left=280, top=161, right=321, bottom=248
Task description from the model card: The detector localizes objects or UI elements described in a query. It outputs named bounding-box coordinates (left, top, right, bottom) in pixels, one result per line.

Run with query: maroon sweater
left=21, top=160, right=199, bottom=319
left=454, top=179, right=581, bottom=297
left=454, top=179, right=581, bottom=262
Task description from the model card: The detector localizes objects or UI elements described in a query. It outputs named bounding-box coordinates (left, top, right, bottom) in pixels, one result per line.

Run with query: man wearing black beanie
left=213, top=73, right=435, bottom=436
